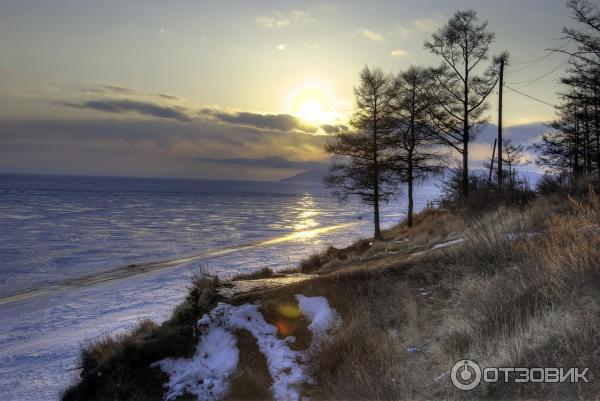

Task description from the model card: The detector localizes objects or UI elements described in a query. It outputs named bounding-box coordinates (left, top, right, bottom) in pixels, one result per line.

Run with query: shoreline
left=0, top=222, right=360, bottom=306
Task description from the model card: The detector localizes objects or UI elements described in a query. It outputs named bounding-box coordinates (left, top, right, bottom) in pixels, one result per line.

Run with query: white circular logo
left=451, top=359, right=482, bottom=390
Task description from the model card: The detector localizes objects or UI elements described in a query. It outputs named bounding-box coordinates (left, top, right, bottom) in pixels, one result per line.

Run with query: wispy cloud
left=256, top=10, right=314, bottom=28
left=398, top=14, right=445, bottom=36
left=84, top=84, right=182, bottom=101
left=0, top=117, right=329, bottom=179
left=290, top=10, right=315, bottom=23
left=200, top=107, right=319, bottom=134
left=256, top=13, right=290, bottom=28
left=413, top=17, right=442, bottom=31
left=192, top=156, right=324, bottom=170
left=320, top=124, right=348, bottom=134
left=61, top=99, right=192, bottom=122
left=356, top=28, right=385, bottom=41
left=276, top=44, right=287, bottom=51
left=390, top=49, right=408, bottom=57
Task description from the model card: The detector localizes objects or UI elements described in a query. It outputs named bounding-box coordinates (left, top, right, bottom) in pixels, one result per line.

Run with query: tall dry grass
left=438, top=194, right=600, bottom=399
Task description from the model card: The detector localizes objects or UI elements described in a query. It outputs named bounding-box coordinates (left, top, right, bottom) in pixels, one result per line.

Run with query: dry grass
left=223, top=330, right=272, bottom=401
left=299, top=253, right=324, bottom=273
left=63, top=268, right=223, bottom=401
left=435, top=194, right=600, bottom=399
left=230, top=267, right=274, bottom=281
left=525, top=193, right=600, bottom=291
left=64, top=195, right=600, bottom=401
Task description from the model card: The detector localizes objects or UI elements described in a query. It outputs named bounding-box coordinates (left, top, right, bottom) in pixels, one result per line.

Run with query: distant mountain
left=280, top=165, right=329, bottom=184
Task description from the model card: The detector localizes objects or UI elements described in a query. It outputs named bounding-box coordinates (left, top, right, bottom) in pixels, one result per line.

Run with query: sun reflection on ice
left=293, top=194, right=320, bottom=233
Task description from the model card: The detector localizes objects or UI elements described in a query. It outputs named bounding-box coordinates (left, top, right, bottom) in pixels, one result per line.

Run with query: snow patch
left=431, top=238, right=465, bottom=250
left=154, top=295, right=341, bottom=401
left=151, top=326, right=239, bottom=401
left=199, top=303, right=307, bottom=401
left=295, top=295, right=340, bottom=339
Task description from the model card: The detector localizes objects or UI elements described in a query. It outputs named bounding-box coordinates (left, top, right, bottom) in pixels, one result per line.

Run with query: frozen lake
left=0, top=174, right=439, bottom=400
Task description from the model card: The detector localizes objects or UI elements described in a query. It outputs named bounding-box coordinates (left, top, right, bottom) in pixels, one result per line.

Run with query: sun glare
left=291, top=86, right=336, bottom=124
left=297, top=100, right=325, bottom=123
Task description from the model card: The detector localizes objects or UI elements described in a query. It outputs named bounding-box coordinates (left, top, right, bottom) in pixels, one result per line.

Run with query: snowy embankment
left=152, top=295, right=340, bottom=401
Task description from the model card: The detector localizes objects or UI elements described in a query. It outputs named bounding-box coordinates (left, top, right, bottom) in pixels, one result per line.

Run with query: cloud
left=86, top=84, right=135, bottom=95
left=320, top=124, right=348, bottom=134
left=390, top=49, right=408, bottom=57
left=60, top=95, right=331, bottom=135
left=61, top=99, right=192, bottom=122
left=158, top=93, right=182, bottom=101
left=256, top=10, right=314, bottom=28
left=413, top=17, right=442, bottom=31
left=200, top=108, right=319, bottom=134
left=192, top=156, right=324, bottom=170
left=356, top=29, right=385, bottom=41
left=256, top=13, right=290, bottom=28
left=84, top=84, right=182, bottom=101
left=0, top=117, right=329, bottom=180
left=398, top=15, right=445, bottom=36
left=276, top=44, right=287, bottom=51
left=290, top=10, right=315, bottom=22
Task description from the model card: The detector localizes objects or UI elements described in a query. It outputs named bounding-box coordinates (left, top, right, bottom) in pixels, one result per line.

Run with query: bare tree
left=560, top=0, right=600, bottom=67
left=390, top=66, right=444, bottom=227
left=324, top=65, right=397, bottom=239
left=502, top=139, right=529, bottom=189
left=425, top=9, right=500, bottom=198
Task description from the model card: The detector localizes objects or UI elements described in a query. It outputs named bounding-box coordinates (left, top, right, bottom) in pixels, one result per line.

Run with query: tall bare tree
left=390, top=66, right=444, bottom=227
left=502, top=139, right=528, bottom=189
left=324, top=65, right=397, bottom=239
left=425, top=10, right=499, bottom=197
left=561, top=0, right=600, bottom=67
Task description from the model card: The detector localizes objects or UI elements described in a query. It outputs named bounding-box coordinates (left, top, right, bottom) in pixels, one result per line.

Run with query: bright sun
left=297, top=100, right=326, bottom=123
left=291, top=87, right=335, bottom=124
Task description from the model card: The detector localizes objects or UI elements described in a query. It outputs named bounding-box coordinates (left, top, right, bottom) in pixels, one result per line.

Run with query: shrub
left=230, top=267, right=273, bottom=281
left=299, top=253, right=323, bottom=273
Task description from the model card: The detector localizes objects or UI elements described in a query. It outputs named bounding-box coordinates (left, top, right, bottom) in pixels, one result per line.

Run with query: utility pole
left=488, top=138, right=497, bottom=188
left=497, top=56, right=505, bottom=188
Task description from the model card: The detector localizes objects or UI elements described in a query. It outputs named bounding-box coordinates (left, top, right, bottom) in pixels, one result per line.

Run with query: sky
left=0, top=0, right=578, bottom=180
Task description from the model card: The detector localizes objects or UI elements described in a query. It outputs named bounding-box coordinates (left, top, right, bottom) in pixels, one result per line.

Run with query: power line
left=504, top=84, right=557, bottom=108
left=505, top=59, right=570, bottom=89
left=505, top=39, right=571, bottom=74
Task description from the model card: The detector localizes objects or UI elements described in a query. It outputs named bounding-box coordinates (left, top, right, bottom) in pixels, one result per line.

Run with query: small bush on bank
left=230, top=267, right=273, bottom=281
left=63, top=268, right=222, bottom=401
left=299, top=253, right=323, bottom=273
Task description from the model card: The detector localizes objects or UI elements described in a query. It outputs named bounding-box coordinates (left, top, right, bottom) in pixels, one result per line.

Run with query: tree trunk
left=574, top=111, right=580, bottom=180
left=372, top=106, right=382, bottom=240
left=462, top=140, right=469, bottom=197
left=373, top=196, right=381, bottom=239
left=463, top=62, right=470, bottom=198
left=497, top=58, right=504, bottom=188
left=407, top=153, right=414, bottom=227
left=595, top=88, right=600, bottom=180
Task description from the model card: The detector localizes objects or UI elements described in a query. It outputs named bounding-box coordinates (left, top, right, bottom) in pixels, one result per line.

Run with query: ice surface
left=0, top=175, right=440, bottom=400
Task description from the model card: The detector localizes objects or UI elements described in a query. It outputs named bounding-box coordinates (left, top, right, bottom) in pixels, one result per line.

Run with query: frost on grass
left=151, top=327, right=239, bottom=401
left=152, top=295, right=341, bottom=401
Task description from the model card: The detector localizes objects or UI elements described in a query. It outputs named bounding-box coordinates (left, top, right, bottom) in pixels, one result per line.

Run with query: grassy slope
left=63, top=196, right=600, bottom=401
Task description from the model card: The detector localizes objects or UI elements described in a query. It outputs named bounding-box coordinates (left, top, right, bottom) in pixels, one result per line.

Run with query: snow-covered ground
left=0, top=174, right=439, bottom=400
left=153, top=295, right=339, bottom=401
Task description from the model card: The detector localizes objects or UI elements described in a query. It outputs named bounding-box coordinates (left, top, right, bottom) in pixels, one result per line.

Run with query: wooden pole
left=488, top=138, right=497, bottom=188
left=497, top=57, right=504, bottom=188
